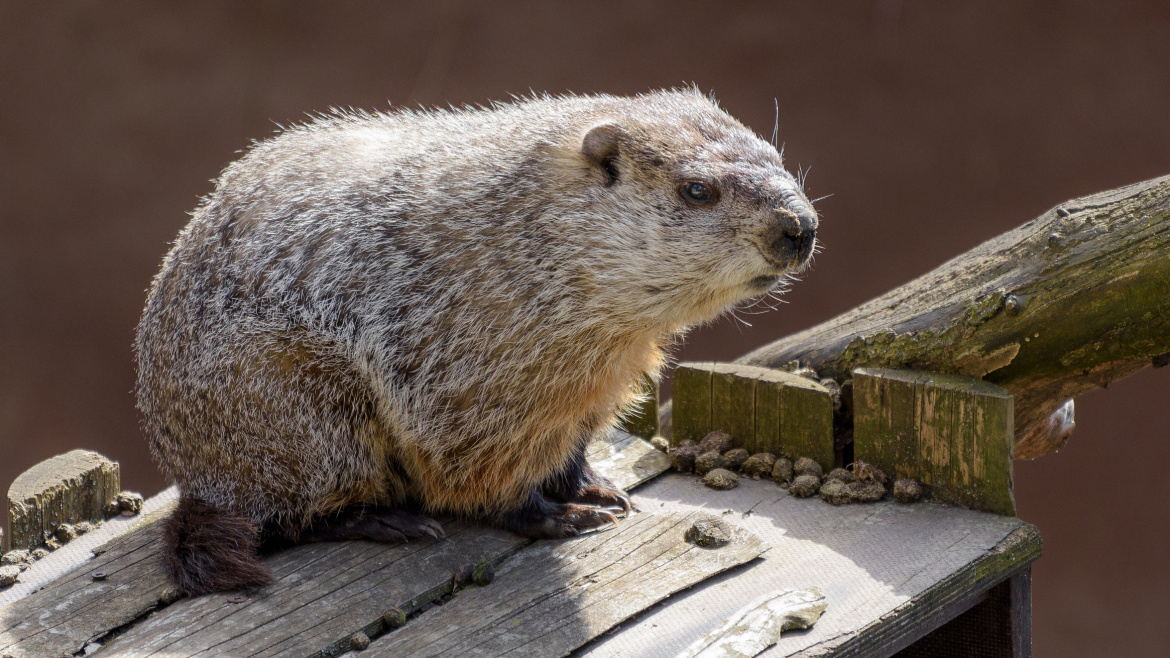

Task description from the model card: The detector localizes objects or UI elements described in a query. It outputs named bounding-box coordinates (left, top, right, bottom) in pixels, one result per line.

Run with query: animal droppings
left=789, top=474, right=821, bottom=498
left=771, top=458, right=794, bottom=486
left=699, top=430, right=734, bottom=455
left=670, top=445, right=698, bottom=473
left=695, top=451, right=729, bottom=476
left=851, top=461, right=888, bottom=486
left=704, top=468, right=740, bottom=490
left=793, top=457, right=824, bottom=480
left=684, top=516, right=733, bottom=547
left=723, top=448, right=750, bottom=471
left=825, top=468, right=856, bottom=484
left=741, top=453, right=777, bottom=479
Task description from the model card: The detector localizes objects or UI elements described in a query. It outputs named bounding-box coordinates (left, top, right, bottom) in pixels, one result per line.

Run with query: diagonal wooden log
left=664, top=174, right=1170, bottom=460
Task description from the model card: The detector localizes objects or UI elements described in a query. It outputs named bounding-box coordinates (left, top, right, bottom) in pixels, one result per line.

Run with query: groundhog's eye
left=680, top=181, right=718, bottom=205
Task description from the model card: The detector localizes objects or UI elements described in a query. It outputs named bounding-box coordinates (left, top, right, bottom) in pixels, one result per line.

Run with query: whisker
left=771, top=98, right=779, bottom=148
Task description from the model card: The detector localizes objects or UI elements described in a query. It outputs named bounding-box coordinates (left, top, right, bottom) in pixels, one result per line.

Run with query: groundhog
left=135, top=88, right=818, bottom=595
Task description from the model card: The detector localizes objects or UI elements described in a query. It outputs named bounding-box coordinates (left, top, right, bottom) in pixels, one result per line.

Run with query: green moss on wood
left=854, top=368, right=1015, bottom=516
left=672, top=363, right=713, bottom=445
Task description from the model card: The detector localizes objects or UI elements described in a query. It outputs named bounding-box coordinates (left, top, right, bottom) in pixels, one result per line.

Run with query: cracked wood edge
left=791, top=524, right=1042, bottom=657
left=365, top=511, right=766, bottom=657
left=0, top=504, right=176, bottom=658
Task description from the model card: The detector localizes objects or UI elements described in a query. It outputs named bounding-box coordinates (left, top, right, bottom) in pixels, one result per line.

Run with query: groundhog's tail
left=162, top=494, right=273, bottom=595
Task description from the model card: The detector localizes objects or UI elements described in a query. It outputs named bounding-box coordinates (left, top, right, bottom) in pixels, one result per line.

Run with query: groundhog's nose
left=766, top=206, right=817, bottom=265
left=778, top=225, right=816, bottom=258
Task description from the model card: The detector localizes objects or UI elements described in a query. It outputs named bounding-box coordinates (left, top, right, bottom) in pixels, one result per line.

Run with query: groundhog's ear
left=581, top=123, right=627, bottom=186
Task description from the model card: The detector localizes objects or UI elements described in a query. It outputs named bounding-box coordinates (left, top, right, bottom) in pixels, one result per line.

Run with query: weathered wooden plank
left=0, top=504, right=175, bottom=658
left=728, top=367, right=758, bottom=453
left=618, top=374, right=660, bottom=440
left=916, top=377, right=953, bottom=489
left=6, top=450, right=120, bottom=552
left=586, top=430, right=672, bottom=491
left=854, top=368, right=1015, bottom=516
left=62, top=430, right=666, bottom=658
left=675, top=363, right=835, bottom=471
left=673, top=363, right=715, bottom=445
left=710, top=365, right=736, bottom=446
left=98, top=521, right=526, bottom=658
left=675, top=588, right=827, bottom=658
left=577, top=474, right=1036, bottom=658
left=709, top=364, right=763, bottom=451
left=801, top=526, right=1041, bottom=658
left=853, top=369, right=920, bottom=481
left=365, top=511, right=766, bottom=657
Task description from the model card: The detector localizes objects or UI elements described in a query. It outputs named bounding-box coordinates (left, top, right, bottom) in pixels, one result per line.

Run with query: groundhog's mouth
left=746, top=274, right=783, bottom=292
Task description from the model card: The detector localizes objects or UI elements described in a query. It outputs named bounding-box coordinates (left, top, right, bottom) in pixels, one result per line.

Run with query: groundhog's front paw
left=500, top=491, right=620, bottom=539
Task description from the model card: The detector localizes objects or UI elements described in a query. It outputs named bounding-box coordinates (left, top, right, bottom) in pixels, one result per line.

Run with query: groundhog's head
left=567, top=90, right=818, bottom=331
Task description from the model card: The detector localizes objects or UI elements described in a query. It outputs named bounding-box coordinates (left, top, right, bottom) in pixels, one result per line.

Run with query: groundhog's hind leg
left=295, top=505, right=445, bottom=544
left=163, top=495, right=272, bottom=596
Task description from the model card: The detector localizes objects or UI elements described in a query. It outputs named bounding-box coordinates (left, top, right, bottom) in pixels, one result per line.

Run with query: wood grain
left=365, top=511, right=766, bottom=657
left=6, top=449, right=120, bottom=552
left=0, top=505, right=175, bottom=658
left=854, top=368, right=1015, bottom=516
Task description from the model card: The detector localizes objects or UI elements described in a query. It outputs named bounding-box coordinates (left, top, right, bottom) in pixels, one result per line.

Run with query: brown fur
left=162, top=495, right=272, bottom=596
left=135, top=89, right=818, bottom=594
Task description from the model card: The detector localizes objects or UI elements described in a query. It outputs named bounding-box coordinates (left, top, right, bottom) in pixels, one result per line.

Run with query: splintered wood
left=672, top=362, right=834, bottom=472
left=364, top=512, right=765, bottom=657
left=6, top=449, right=120, bottom=552
left=853, top=368, right=1015, bottom=516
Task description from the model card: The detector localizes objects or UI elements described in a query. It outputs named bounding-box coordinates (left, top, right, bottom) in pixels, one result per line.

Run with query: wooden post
left=854, top=368, right=1015, bottom=516
left=6, top=450, right=120, bottom=551
left=672, top=363, right=834, bottom=472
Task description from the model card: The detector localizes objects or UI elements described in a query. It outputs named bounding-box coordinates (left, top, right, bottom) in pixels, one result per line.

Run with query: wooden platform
left=0, top=432, right=1039, bottom=657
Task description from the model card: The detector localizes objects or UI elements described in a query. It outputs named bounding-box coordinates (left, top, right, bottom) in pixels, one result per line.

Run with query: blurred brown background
left=1, top=1, right=1168, bottom=654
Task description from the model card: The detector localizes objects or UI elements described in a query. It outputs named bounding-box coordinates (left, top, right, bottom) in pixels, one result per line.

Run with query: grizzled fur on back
left=136, top=89, right=816, bottom=542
